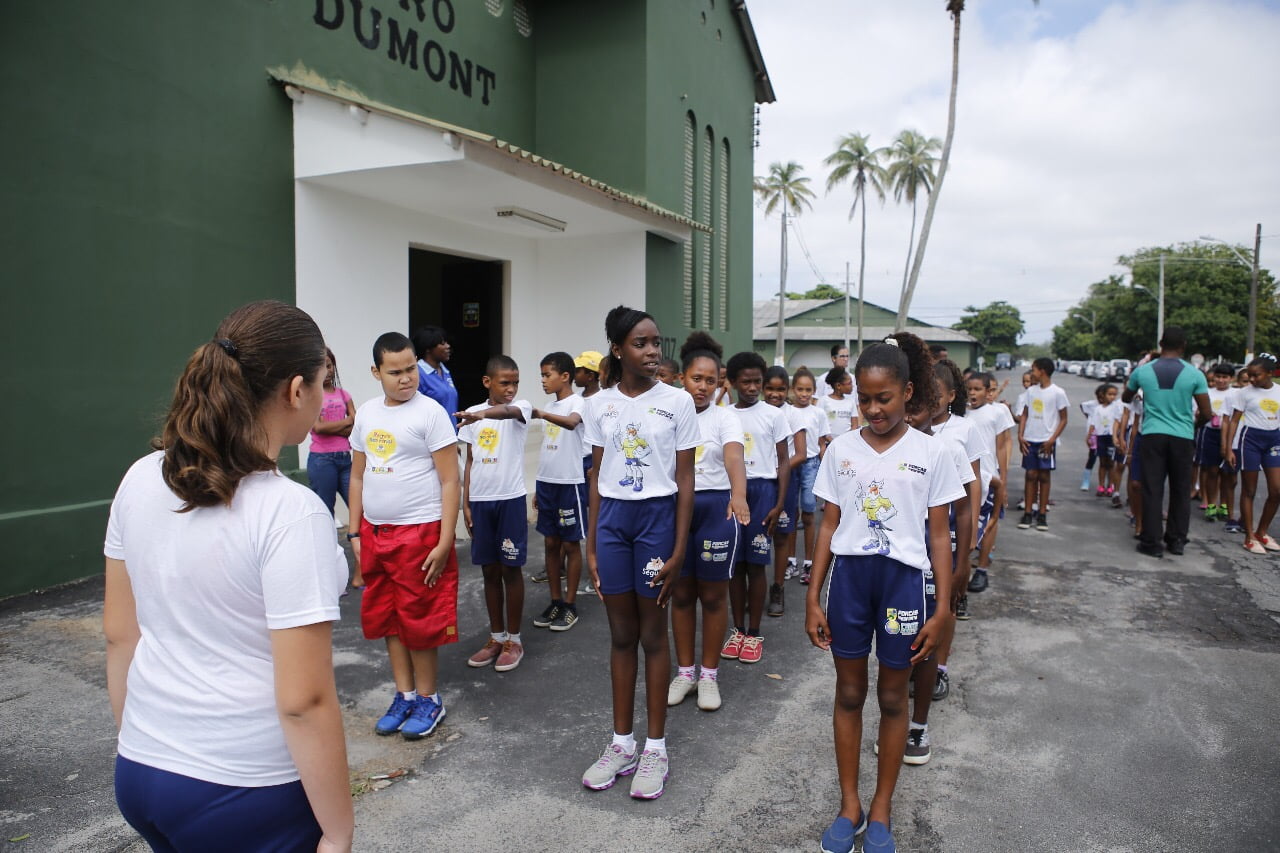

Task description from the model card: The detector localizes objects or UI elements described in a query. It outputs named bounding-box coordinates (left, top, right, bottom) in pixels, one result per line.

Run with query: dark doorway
left=408, top=247, right=504, bottom=409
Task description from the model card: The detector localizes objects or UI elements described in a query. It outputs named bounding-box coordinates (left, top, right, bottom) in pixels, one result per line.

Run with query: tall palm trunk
left=901, top=196, right=918, bottom=296
left=856, top=188, right=867, bottom=355
left=776, top=198, right=788, bottom=364
left=897, top=3, right=962, bottom=331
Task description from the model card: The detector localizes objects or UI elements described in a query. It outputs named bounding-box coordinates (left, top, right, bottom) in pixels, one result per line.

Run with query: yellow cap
left=574, top=350, right=603, bottom=372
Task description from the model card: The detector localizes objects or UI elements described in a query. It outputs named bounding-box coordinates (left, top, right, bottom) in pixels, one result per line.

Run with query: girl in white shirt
left=805, top=333, right=963, bottom=853
left=820, top=366, right=859, bottom=440
left=1224, top=353, right=1280, bottom=553
left=667, top=332, right=749, bottom=713
left=788, top=368, right=831, bottom=583
left=104, top=301, right=353, bottom=852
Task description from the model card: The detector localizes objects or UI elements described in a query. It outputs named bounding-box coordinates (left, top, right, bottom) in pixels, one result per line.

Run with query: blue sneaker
left=820, top=810, right=866, bottom=853
left=401, top=695, right=446, bottom=739
left=374, top=693, right=415, bottom=735
left=864, top=820, right=895, bottom=853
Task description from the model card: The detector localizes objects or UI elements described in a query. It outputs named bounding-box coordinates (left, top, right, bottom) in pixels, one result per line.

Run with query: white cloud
left=748, top=0, right=1280, bottom=342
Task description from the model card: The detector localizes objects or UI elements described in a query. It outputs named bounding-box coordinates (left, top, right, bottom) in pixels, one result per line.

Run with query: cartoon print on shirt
left=855, top=478, right=897, bottom=556
left=614, top=422, right=651, bottom=492
left=477, top=425, right=500, bottom=456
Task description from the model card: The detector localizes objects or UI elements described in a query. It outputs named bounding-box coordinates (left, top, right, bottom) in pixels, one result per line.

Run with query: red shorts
left=360, top=519, right=459, bottom=650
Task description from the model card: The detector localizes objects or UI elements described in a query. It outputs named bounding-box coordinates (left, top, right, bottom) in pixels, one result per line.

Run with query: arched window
left=698, top=126, right=714, bottom=328
left=717, top=137, right=730, bottom=330
left=681, top=111, right=696, bottom=326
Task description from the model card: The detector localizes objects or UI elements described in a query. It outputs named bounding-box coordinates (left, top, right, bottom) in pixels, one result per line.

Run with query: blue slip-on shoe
left=820, top=810, right=867, bottom=853
left=374, top=693, right=415, bottom=735
left=863, top=820, right=895, bottom=853
left=401, top=695, right=446, bottom=739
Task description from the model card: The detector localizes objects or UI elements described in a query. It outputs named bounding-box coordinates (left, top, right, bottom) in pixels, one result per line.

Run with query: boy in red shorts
left=349, top=332, right=461, bottom=739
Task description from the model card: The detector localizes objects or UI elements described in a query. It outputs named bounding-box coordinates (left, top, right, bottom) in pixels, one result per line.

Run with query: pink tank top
left=310, top=389, right=353, bottom=453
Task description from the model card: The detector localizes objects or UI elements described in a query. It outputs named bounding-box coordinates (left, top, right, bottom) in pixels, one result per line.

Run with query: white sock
left=938, top=665, right=948, bottom=674
left=678, top=665, right=696, bottom=680
left=910, top=721, right=927, bottom=732
left=428, top=692, right=440, bottom=705
left=491, top=631, right=508, bottom=643
left=612, top=731, right=637, bottom=753
left=787, top=556, right=797, bottom=567
left=508, top=632, right=522, bottom=645
left=803, top=560, right=813, bottom=569
left=699, top=667, right=718, bottom=681
left=644, top=737, right=667, bottom=756
left=400, top=690, right=417, bottom=701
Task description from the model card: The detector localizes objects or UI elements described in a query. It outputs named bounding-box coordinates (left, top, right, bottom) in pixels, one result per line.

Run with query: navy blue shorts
left=740, top=478, right=778, bottom=565
left=470, top=496, right=528, bottom=567
left=1021, top=441, right=1057, bottom=471
left=1194, top=427, right=1224, bottom=468
left=534, top=480, right=587, bottom=542
left=1096, top=434, right=1116, bottom=462
left=682, top=490, right=739, bottom=581
left=1240, top=426, right=1280, bottom=472
left=776, top=470, right=801, bottom=534
left=596, top=495, right=676, bottom=598
left=115, top=756, right=320, bottom=853
left=826, top=554, right=929, bottom=670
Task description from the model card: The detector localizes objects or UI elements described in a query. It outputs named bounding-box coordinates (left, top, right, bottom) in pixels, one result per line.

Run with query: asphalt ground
left=2, top=371, right=1278, bottom=852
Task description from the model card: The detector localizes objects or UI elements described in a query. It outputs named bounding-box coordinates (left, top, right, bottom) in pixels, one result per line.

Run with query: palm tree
left=824, top=132, right=887, bottom=356
left=885, top=129, right=941, bottom=305
left=754, top=161, right=816, bottom=365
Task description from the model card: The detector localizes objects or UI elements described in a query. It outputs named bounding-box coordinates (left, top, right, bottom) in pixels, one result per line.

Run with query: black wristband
left=347, top=532, right=360, bottom=541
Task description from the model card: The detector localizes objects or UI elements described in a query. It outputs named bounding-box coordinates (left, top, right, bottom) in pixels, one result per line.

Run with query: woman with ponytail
left=104, top=301, right=353, bottom=852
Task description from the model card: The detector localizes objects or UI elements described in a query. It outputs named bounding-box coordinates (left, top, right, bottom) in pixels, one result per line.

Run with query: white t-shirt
left=352, top=394, right=458, bottom=525
left=1080, top=398, right=1099, bottom=422
left=932, top=414, right=989, bottom=495
left=536, top=394, right=586, bottom=484
left=813, top=428, right=966, bottom=572
left=693, top=404, right=745, bottom=492
left=732, top=401, right=792, bottom=480
left=1206, top=387, right=1230, bottom=429
left=1234, top=384, right=1280, bottom=430
left=819, top=394, right=857, bottom=440
left=944, top=435, right=978, bottom=489
left=458, top=400, right=533, bottom=501
left=790, top=403, right=830, bottom=459
left=967, top=403, right=1015, bottom=485
left=1088, top=401, right=1125, bottom=437
left=814, top=369, right=832, bottom=398
left=1020, top=383, right=1070, bottom=443
left=583, top=382, right=700, bottom=500
left=1220, top=389, right=1243, bottom=448
left=104, top=452, right=346, bottom=787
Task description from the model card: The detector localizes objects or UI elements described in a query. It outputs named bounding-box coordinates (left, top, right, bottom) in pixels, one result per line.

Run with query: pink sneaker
left=739, top=634, right=764, bottom=664
left=467, top=639, right=504, bottom=668
left=720, top=629, right=745, bottom=660
left=494, top=640, right=524, bottom=672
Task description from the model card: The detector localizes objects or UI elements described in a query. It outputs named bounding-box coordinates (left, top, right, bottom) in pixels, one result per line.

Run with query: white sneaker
left=667, top=674, right=696, bottom=706
left=582, top=742, right=638, bottom=790
left=696, top=678, right=721, bottom=712
left=629, top=749, right=668, bottom=799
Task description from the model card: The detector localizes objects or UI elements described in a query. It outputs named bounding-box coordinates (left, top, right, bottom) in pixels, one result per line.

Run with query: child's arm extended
left=789, top=429, right=806, bottom=472
left=534, top=409, right=583, bottom=430
left=455, top=404, right=528, bottom=426
left=805, top=504, right=841, bottom=650
left=913, top=504, right=956, bottom=664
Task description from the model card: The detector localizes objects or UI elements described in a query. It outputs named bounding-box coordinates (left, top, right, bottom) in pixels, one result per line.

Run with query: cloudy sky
left=747, top=0, right=1280, bottom=343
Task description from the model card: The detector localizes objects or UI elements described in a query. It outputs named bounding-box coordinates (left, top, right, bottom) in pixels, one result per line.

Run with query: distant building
left=754, top=298, right=980, bottom=371
left=2, top=1, right=773, bottom=596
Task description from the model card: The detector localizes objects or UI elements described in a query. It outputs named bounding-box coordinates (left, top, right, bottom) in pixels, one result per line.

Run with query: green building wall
left=0, top=0, right=764, bottom=596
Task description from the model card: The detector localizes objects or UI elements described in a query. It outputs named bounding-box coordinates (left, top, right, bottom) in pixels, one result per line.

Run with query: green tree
left=953, top=301, right=1025, bottom=354
left=885, top=129, right=941, bottom=299
left=754, top=161, right=816, bottom=363
left=823, top=132, right=887, bottom=354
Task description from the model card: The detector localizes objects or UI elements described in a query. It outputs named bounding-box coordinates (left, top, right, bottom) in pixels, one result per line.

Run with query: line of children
left=1196, top=363, right=1234, bottom=522
left=964, top=372, right=1016, bottom=599
left=764, top=365, right=806, bottom=618
left=668, top=332, right=749, bottom=713
left=786, top=368, right=832, bottom=585
left=723, top=351, right=791, bottom=664
left=805, top=333, right=963, bottom=853
left=1085, top=383, right=1125, bottom=504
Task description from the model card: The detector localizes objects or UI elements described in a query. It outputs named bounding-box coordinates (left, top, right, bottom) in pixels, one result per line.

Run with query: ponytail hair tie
left=883, top=337, right=900, bottom=348
left=1260, top=352, right=1275, bottom=363
left=216, top=338, right=239, bottom=358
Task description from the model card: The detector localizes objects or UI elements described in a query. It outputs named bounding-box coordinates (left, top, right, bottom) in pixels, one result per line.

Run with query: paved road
left=2, top=371, right=1278, bottom=852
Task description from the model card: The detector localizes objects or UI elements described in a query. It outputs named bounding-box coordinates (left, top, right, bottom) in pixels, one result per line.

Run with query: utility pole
left=775, top=208, right=788, bottom=366
left=843, top=261, right=851, bottom=355
left=1249, top=222, right=1261, bottom=358
left=856, top=264, right=865, bottom=359
left=1157, top=253, right=1166, bottom=348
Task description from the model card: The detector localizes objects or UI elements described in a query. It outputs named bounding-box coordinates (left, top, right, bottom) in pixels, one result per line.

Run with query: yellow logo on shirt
left=695, top=444, right=706, bottom=465
left=743, top=431, right=756, bottom=460
left=366, top=429, right=396, bottom=460
left=1032, top=399, right=1045, bottom=415
left=545, top=423, right=562, bottom=440
left=478, top=426, right=500, bottom=455
left=1262, top=399, right=1280, bottom=417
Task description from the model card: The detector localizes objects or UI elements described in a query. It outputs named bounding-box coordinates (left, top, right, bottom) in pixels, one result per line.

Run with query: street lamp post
left=1071, top=309, right=1098, bottom=359
left=1200, top=226, right=1262, bottom=358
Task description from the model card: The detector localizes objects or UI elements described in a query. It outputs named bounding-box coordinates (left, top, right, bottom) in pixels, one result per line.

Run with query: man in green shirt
left=1123, top=327, right=1212, bottom=557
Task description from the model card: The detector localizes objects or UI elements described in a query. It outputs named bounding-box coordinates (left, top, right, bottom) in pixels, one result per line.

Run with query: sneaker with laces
left=738, top=634, right=764, bottom=664
left=696, top=678, right=721, bottom=712
left=667, top=674, right=696, bottom=706
left=1017, top=512, right=1033, bottom=530
left=1035, top=513, right=1049, bottom=531
left=467, top=638, right=504, bottom=668
left=955, top=595, right=969, bottom=621
left=400, top=695, right=446, bottom=739
left=720, top=629, right=745, bottom=660
left=530, top=570, right=548, bottom=583
left=904, top=726, right=931, bottom=765
left=799, top=568, right=811, bottom=585
left=932, top=670, right=950, bottom=701
left=820, top=810, right=867, bottom=853
left=767, top=583, right=784, bottom=617
left=532, top=602, right=560, bottom=628
left=1224, top=518, right=1244, bottom=533
left=582, top=742, right=638, bottom=790
left=374, top=693, right=415, bottom=735
left=966, top=569, right=988, bottom=593
left=629, top=749, right=668, bottom=799
left=494, top=640, right=524, bottom=672
left=549, top=606, right=578, bottom=632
